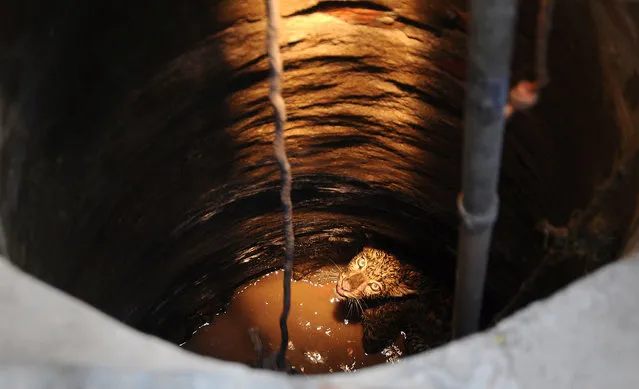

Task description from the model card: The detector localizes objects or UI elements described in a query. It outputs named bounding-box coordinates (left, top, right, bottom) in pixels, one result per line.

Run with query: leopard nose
left=341, top=279, right=352, bottom=292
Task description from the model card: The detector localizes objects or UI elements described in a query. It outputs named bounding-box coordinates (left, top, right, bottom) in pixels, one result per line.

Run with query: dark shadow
left=0, top=0, right=238, bottom=338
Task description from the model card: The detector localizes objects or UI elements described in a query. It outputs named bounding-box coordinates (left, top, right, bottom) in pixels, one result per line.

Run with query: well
left=1, top=0, right=639, bottom=358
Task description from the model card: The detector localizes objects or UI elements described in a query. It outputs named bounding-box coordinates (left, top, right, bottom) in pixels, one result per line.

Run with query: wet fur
left=336, top=247, right=452, bottom=355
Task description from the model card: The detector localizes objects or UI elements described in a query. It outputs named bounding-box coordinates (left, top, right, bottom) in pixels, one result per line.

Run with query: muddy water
left=182, top=270, right=404, bottom=374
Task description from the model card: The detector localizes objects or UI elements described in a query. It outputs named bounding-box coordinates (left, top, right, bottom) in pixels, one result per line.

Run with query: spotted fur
left=336, top=247, right=452, bottom=355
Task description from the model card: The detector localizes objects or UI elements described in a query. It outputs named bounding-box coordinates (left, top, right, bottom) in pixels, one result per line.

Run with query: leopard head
left=335, top=247, right=420, bottom=301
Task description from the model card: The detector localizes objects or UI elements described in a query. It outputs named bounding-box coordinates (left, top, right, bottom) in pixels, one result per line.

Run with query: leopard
left=335, top=247, right=452, bottom=355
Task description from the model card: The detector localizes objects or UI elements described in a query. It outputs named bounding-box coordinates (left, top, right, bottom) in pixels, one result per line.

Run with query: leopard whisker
left=346, top=299, right=354, bottom=317
left=348, top=298, right=360, bottom=317
left=354, top=298, right=365, bottom=315
left=328, top=258, right=343, bottom=274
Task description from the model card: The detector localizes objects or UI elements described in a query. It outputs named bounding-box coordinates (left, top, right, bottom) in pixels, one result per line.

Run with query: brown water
left=182, top=270, right=404, bottom=374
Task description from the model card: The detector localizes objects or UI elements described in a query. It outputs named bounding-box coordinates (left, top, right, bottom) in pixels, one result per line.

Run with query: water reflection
left=182, top=270, right=404, bottom=374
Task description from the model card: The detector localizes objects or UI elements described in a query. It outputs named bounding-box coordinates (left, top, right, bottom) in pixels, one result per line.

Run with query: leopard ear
left=388, top=282, right=418, bottom=297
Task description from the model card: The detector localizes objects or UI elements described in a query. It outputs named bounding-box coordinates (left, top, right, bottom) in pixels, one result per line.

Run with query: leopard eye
left=369, top=282, right=380, bottom=292
left=357, top=257, right=366, bottom=268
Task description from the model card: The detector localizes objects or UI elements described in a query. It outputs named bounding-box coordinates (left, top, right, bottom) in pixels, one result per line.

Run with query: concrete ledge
left=1, top=254, right=639, bottom=388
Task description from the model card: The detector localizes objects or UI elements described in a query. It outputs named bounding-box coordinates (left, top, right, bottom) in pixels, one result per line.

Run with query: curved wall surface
left=1, top=0, right=638, bottom=345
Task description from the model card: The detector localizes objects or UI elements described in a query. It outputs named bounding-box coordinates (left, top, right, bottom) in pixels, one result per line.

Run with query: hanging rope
left=504, top=0, right=555, bottom=118
left=265, top=0, right=295, bottom=371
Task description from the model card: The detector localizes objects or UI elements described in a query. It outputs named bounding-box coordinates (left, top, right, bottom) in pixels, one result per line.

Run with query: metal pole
left=453, top=0, right=519, bottom=338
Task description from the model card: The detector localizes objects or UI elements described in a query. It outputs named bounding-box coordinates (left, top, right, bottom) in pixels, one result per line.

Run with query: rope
left=535, top=0, right=555, bottom=89
left=264, top=0, right=295, bottom=371
left=504, top=0, right=555, bottom=117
